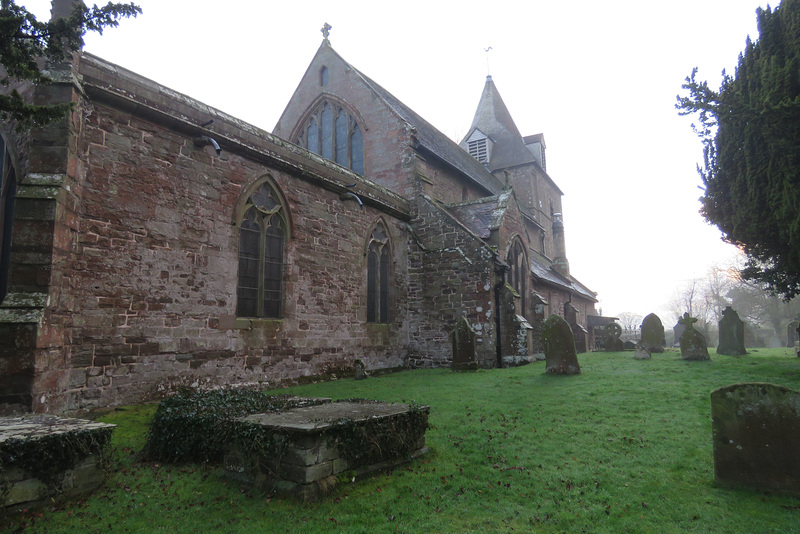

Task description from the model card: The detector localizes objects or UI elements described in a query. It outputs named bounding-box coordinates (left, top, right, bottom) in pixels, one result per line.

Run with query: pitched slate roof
left=530, top=249, right=597, bottom=302
left=322, top=46, right=505, bottom=196
left=461, top=76, right=538, bottom=172
left=446, top=197, right=498, bottom=240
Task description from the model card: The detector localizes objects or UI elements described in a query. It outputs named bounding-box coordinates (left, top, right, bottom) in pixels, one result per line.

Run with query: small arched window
left=366, top=222, right=391, bottom=323
left=507, top=239, right=527, bottom=317
left=236, top=181, right=287, bottom=318
left=0, top=136, right=16, bottom=305
left=296, top=100, right=364, bottom=175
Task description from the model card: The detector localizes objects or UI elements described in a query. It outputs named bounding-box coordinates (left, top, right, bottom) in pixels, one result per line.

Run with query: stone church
left=0, top=5, right=598, bottom=414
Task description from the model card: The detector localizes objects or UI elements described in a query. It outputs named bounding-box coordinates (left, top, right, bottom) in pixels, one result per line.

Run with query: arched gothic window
left=0, top=136, right=16, bottom=305
left=507, top=239, right=527, bottom=317
left=366, top=223, right=390, bottom=323
left=297, top=100, right=364, bottom=175
left=236, top=182, right=287, bottom=318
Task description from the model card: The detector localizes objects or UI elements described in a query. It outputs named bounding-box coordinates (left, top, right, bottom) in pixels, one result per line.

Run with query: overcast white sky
left=24, top=0, right=770, bottom=323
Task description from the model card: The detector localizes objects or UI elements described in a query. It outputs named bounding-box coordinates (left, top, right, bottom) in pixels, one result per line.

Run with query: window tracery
left=366, top=222, right=390, bottom=323
left=297, top=100, right=364, bottom=175
left=236, top=182, right=287, bottom=318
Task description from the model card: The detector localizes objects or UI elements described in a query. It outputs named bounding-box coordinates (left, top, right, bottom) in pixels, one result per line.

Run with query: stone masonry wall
left=40, top=95, right=412, bottom=412
left=0, top=51, right=416, bottom=413
left=406, top=195, right=497, bottom=368
left=273, top=44, right=417, bottom=199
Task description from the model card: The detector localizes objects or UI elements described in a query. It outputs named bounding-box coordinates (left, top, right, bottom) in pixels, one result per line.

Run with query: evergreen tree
left=0, top=1, right=140, bottom=127
left=677, top=0, right=800, bottom=299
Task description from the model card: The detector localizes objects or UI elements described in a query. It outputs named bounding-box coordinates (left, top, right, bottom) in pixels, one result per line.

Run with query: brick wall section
left=407, top=195, right=498, bottom=368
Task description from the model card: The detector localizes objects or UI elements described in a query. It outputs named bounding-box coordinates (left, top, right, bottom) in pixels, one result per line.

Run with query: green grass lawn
left=4, top=348, right=800, bottom=533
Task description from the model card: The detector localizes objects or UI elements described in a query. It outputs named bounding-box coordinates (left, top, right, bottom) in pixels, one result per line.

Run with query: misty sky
left=22, top=0, right=770, bottom=323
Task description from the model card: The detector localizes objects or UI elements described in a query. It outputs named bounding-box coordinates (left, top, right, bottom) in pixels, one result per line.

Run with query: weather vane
left=485, top=46, right=493, bottom=76
left=322, top=23, right=332, bottom=43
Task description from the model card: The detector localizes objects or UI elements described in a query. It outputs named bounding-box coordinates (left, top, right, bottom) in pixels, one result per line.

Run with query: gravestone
left=679, top=312, right=710, bottom=361
left=711, top=382, right=800, bottom=494
left=789, top=319, right=800, bottom=348
left=354, top=359, right=368, bottom=380
left=530, top=294, right=548, bottom=360
left=604, top=322, right=625, bottom=352
left=451, top=316, right=478, bottom=371
left=634, top=344, right=651, bottom=360
left=673, top=321, right=685, bottom=348
left=542, top=314, right=581, bottom=375
left=640, top=313, right=665, bottom=353
left=717, top=307, right=746, bottom=356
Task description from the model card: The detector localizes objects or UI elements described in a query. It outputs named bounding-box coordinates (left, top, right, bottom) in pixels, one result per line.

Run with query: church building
left=0, top=7, right=597, bottom=413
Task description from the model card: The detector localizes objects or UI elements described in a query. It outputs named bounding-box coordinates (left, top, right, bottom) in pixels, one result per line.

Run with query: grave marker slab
left=679, top=313, right=710, bottom=361
left=451, top=316, right=478, bottom=371
left=711, top=382, right=800, bottom=494
left=542, top=315, right=581, bottom=375
left=604, top=322, right=624, bottom=352
left=640, top=313, right=665, bottom=353
left=717, top=307, right=746, bottom=356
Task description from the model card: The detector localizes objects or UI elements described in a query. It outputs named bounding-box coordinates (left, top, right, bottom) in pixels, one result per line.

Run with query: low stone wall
left=0, top=415, right=115, bottom=511
left=224, top=401, right=429, bottom=501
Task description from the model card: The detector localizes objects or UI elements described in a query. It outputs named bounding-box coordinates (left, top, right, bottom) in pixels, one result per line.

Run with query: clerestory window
left=0, top=136, right=16, bottom=305
left=366, top=223, right=391, bottom=323
left=297, top=101, right=364, bottom=175
left=236, top=182, right=287, bottom=318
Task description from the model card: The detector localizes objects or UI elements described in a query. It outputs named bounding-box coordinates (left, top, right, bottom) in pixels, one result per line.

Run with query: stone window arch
left=507, top=237, right=528, bottom=317
left=0, top=135, right=17, bottom=305
left=295, top=98, right=364, bottom=175
left=234, top=178, right=289, bottom=318
left=366, top=221, right=391, bottom=323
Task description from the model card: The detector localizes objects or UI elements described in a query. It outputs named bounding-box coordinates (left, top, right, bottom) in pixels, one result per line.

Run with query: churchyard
left=3, top=348, right=800, bottom=533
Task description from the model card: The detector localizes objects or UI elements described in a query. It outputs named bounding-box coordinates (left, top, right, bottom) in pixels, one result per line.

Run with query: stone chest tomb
left=223, top=400, right=429, bottom=501
left=0, top=415, right=115, bottom=511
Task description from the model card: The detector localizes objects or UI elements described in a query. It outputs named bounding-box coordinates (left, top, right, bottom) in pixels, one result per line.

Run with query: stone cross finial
left=322, top=23, right=332, bottom=42
left=678, top=312, right=698, bottom=329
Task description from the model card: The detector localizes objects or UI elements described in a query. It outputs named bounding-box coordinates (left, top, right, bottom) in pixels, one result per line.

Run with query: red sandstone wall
left=273, top=45, right=416, bottom=199
left=38, top=92, right=412, bottom=411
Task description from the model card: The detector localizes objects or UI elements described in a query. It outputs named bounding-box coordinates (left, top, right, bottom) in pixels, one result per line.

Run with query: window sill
left=218, top=315, right=282, bottom=330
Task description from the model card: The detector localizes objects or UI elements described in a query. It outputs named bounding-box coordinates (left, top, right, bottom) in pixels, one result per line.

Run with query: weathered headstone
left=634, top=344, right=651, bottom=360
left=789, top=319, right=800, bottom=348
left=679, top=312, right=710, bottom=361
left=451, top=316, right=478, bottom=371
left=640, top=313, right=665, bottom=353
left=717, top=307, right=746, bottom=356
left=354, top=359, right=368, bottom=380
left=711, top=382, right=800, bottom=494
left=604, top=322, right=625, bottom=352
left=530, top=294, right=547, bottom=360
left=542, top=314, right=581, bottom=375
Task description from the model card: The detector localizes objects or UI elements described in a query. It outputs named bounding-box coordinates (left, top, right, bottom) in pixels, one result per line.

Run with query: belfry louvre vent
left=468, top=137, right=488, bottom=163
